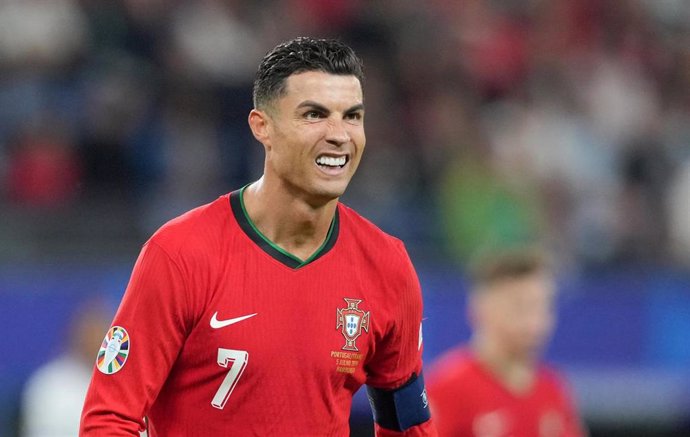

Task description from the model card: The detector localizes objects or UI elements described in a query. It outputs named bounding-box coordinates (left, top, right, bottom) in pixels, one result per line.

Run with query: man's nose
left=325, top=118, right=351, bottom=146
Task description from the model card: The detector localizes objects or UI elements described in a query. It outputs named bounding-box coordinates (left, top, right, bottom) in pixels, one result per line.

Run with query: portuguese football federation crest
left=96, top=326, right=130, bottom=375
left=336, top=298, right=370, bottom=351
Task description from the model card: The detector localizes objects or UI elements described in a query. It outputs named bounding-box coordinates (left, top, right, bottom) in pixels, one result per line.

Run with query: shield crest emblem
left=336, top=298, right=370, bottom=351
left=345, top=314, right=360, bottom=337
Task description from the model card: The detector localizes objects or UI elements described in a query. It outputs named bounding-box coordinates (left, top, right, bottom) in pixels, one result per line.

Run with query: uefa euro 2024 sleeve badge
left=336, top=298, right=370, bottom=351
left=96, top=326, right=130, bottom=375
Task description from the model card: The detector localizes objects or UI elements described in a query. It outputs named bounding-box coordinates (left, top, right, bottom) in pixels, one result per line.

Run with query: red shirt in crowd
left=426, top=347, right=584, bottom=437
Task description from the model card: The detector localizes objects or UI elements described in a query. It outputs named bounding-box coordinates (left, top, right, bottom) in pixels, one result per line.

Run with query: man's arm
left=365, top=242, right=437, bottom=437
left=375, top=421, right=438, bottom=437
left=80, top=241, right=191, bottom=436
left=368, top=372, right=437, bottom=437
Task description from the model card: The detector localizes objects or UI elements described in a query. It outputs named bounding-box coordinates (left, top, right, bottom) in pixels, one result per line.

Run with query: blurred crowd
left=0, top=0, right=689, bottom=269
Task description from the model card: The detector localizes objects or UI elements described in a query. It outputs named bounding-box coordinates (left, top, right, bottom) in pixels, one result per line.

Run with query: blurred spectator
left=431, top=0, right=530, bottom=99
left=426, top=246, right=585, bottom=437
left=77, top=53, right=158, bottom=204
left=0, top=0, right=688, bottom=266
left=169, top=0, right=262, bottom=86
left=0, top=0, right=87, bottom=69
left=287, top=0, right=363, bottom=35
left=139, top=84, right=226, bottom=231
left=481, top=77, right=619, bottom=265
left=438, top=144, right=543, bottom=263
left=668, top=159, right=690, bottom=266
left=20, top=298, right=112, bottom=437
left=5, top=120, right=81, bottom=208
left=615, top=139, right=671, bottom=263
left=433, top=85, right=544, bottom=262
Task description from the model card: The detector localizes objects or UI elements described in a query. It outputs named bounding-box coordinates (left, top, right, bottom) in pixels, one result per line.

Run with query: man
left=80, top=37, right=436, bottom=437
left=426, top=247, right=585, bottom=437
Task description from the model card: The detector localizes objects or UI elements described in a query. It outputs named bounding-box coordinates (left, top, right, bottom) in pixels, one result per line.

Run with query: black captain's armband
left=366, top=372, right=431, bottom=431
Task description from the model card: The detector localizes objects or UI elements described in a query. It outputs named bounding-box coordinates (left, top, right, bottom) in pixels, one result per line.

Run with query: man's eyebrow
left=296, top=101, right=330, bottom=112
left=295, top=101, right=365, bottom=114
left=344, top=103, right=365, bottom=114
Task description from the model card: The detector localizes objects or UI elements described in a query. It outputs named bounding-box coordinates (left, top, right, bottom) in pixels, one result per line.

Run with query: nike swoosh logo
left=210, top=312, right=258, bottom=329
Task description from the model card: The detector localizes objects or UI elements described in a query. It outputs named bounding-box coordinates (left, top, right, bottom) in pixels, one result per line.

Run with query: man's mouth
left=315, top=155, right=348, bottom=169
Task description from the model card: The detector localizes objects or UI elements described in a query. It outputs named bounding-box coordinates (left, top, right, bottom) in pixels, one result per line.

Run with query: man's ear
left=248, top=109, right=271, bottom=148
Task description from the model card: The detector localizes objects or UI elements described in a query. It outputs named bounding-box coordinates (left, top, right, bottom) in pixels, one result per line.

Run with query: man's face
left=260, top=71, right=365, bottom=204
left=472, top=272, right=556, bottom=361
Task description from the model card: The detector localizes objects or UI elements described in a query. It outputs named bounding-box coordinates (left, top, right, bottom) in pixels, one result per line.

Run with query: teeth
left=316, top=156, right=346, bottom=167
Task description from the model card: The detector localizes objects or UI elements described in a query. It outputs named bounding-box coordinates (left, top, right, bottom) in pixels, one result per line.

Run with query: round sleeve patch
left=96, top=326, right=130, bottom=375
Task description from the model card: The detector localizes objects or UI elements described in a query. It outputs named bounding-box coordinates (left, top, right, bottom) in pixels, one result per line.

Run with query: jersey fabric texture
left=80, top=189, right=436, bottom=436
left=426, top=347, right=584, bottom=437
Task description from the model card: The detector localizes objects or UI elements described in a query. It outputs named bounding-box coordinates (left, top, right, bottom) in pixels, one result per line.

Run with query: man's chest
left=466, top=381, right=569, bottom=437
left=170, top=260, right=392, bottom=409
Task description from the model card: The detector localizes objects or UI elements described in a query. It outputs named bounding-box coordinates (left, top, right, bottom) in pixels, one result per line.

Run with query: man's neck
left=242, top=178, right=338, bottom=262
left=471, top=337, right=537, bottom=396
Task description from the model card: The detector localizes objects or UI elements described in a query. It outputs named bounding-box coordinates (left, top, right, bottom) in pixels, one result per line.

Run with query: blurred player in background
left=80, top=37, right=436, bottom=436
left=426, top=246, right=585, bottom=437
left=21, top=298, right=111, bottom=437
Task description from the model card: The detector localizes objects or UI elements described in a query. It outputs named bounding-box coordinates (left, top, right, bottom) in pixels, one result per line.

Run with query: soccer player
left=426, top=247, right=585, bottom=437
left=80, top=37, right=437, bottom=437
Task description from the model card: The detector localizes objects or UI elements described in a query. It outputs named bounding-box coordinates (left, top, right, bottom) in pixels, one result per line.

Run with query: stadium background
left=1, top=0, right=689, bottom=435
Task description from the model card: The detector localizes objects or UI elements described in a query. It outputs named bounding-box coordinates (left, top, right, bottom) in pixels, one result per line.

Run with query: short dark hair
left=468, top=246, right=551, bottom=290
left=252, top=37, right=365, bottom=109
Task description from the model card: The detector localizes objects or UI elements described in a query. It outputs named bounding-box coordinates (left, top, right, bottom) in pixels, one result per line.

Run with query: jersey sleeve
left=365, top=242, right=424, bottom=388
left=80, top=240, right=192, bottom=436
left=365, top=242, right=437, bottom=436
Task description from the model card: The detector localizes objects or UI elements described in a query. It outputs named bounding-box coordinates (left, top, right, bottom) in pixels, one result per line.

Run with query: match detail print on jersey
left=96, top=326, right=130, bottom=375
left=336, top=298, right=370, bottom=351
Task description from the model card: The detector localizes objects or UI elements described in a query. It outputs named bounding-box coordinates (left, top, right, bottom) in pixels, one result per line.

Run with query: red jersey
left=426, top=348, right=584, bottom=437
left=80, top=189, right=435, bottom=436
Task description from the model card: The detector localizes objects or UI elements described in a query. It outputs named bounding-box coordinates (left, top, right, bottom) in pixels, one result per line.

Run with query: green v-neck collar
left=229, top=186, right=339, bottom=269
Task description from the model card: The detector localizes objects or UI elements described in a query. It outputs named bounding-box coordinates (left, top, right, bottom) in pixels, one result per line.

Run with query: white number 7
left=211, top=348, right=249, bottom=409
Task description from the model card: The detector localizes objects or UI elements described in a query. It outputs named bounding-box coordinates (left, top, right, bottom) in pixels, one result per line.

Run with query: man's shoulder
left=148, top=194, right=232, bottom=252
left=536, top=363, right=571, bottom=392
left=337, top=202, right=406, bottom=253
left=426, top=347, right=483, bottom=405
left=427, top=346, right=475, bottom=383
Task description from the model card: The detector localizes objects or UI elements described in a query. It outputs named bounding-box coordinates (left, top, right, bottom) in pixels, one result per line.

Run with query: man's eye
left=345, top=112, right=363, bottom=121
left=305, top=111, right=322, bottom=120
